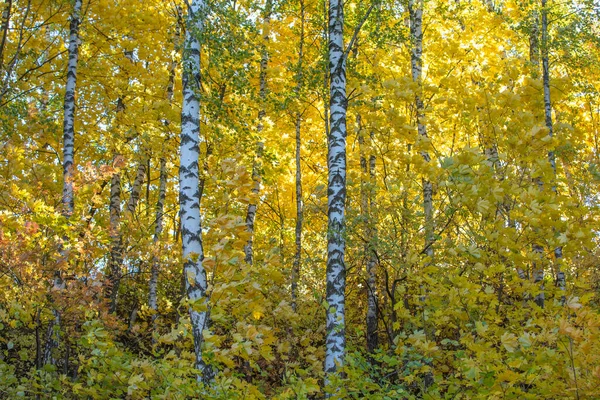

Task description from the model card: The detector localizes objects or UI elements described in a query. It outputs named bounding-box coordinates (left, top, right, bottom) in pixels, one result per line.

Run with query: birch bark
left=43, top=0, right=82, bottom=366
left=244, top=0, right=273, bottom=265
left=180, top=0, right=213, bottom=381
left=408, top=0, right=434, bottom=258
left=149, top=25, right=179, bottom=337
left=107, top=162, right=122, bottom=313
left=325, top=0, right=347, bottom=389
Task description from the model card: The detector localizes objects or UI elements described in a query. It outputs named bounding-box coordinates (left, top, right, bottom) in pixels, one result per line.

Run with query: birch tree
left=43, top=0, right=82, bottom=366
left=180, top=0, right=213, bottom=382
left=408, top=0, right=434, bottom=259
left=244, top=0, right=273, bottom=265
left=149, top=20, right=180, bottom=337
left=325, top=0, right=347, bottom=389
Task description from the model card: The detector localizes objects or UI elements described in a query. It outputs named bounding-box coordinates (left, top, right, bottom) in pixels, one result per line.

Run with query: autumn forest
left=1, top=0, right=600, bottom=398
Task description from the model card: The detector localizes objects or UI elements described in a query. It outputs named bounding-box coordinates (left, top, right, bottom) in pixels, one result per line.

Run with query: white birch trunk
left=244, top=0, right=273, bottom=265
left=107, top=165, right=122, bottom=313
left=325, top=0, right=346, bottom=390
left=43, top=0, right=82, bottom=366
left=409, top=1, right=435, bottom=388
left=126, top=162, right=146, bottom=214
left=180, top=0, right=213, bottom=382
left=149, top=24, right=180, bottom=338
left=409, top=0, right=434, bottom=258
left=62, top=0, right=82, bottom=219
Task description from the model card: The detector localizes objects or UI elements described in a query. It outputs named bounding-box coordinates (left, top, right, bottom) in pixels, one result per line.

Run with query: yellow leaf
left=252, top=310, right=263, bottom=320
left=501, top=332, right=518, bottom=353
left=566, top=296, right=582, bottom=310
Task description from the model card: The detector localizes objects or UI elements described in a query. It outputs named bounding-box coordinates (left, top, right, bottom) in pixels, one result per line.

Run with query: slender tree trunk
left=408, top=0, right=433, bottom=258
left=107, top=163, right=122, bottom=313
left=149, top=20, right=179, bottom=339
left=127, top=162, right=146, bottom=214
left=322, top=0, right=329, bottom=140
left=62, top=0, right=82, bottom=220
left=180, top=0, right=213, bottom=382
left=149, top=158, right=166, bottom=340
left=358, top=116, right=378, bottom=353
left=325, top=0, right=346, bottom=390
left=0, top=0, right=12, bottom=71
left=409, top=1, right=435, bottom=389
left=529, top=10, right=546, bottom=308
left=541, top=0, right=565, bottom=298
left=244, top=0, right=273, bottom=265
left=43, top=0, right=82, bottom=367
left=291, top=0, right=305, bottom=313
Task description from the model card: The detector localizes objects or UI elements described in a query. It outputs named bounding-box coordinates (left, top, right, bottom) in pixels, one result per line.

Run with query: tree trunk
left=43, top=0, right=82, bottom=367
left=126, top=161, right=146, bottom=215
left=291, top=0, right=305, bottom=313
left=325, top=0, right=346, bottom=390
left=180, top=0, right=213, bottom=382
left=149, top=19, right=180, bottom=339
left=244, top=0, right=273, bottom=265
left=541, top=0, right=565, bottom=299
left=62, top=0, right=82, bottom=219
left=409, top=0, right=434, bottom=389
left=408, top=0, right=434, bottom=259
left=0, top=0, right=12, bottom=71
left=358, top=116, right=378, bottom=354
left=107, top=163, right=122, bottom=313
left=149, top=157, right=166, bottom=341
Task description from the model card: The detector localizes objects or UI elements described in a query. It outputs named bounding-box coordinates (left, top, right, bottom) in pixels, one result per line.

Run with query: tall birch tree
left=180, top=0, right=213, bottom=382
left=408, top=0, right=434, bottom=258
left=325, top=0, right=347, bottom=389
left=43, top=0, right=82, bottom=366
